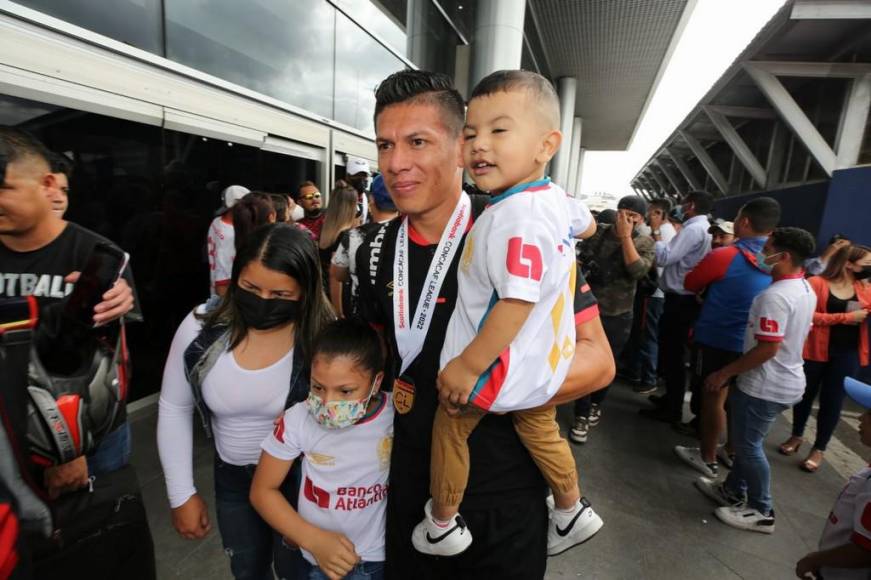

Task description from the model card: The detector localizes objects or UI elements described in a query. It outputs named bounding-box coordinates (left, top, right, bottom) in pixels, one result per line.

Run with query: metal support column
left=654, top=158, right=685, bottom=197
left=551, top=77, right=577, bottom=187
left=471, top=0, right=527, bottom=87
left=678, top=129, right=729, bottom=195
left=703, top=105, right=767, bottom=188
left=573, top=148, right=586, bottom=196
left=566, top=117, right=583, bottom=195
left=664, top=146, right=704, bottom=190
left=835, top=73, right=871, bottom=168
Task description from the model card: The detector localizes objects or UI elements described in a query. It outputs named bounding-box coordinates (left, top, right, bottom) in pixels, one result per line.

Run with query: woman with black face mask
left=157, top=224, right=334, bottom=580
left=779, top=244, right=871, bottom=473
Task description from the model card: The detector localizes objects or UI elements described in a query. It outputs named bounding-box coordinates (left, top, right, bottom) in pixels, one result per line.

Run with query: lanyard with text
left=393, top=192, right=471, bottom=375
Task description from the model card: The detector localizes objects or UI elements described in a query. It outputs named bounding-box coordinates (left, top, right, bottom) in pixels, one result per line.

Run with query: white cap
left=222, top=185, right=250, bottom=209
left=346, top=157, right=370, bottom=176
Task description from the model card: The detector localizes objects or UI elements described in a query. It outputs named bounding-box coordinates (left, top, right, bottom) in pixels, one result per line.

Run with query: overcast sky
left=579, top=0, right=788, bottom=200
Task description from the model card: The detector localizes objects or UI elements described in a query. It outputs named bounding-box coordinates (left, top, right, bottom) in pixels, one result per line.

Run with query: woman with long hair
left=779, top=244, right=871, bottom=472
left=157, top=224, right=334, bottom=579
left=318, top=181, right=360, bottom=299
left=233, top=191, right=276, bottom=252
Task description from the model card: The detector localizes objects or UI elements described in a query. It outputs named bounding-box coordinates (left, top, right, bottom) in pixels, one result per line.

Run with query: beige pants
left=430, top=404, right=579, bottom=507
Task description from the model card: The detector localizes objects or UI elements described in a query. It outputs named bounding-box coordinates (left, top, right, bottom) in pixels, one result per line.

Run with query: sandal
left=778, top=437, right=803, bottom=456
left=800, top=450, right=824, bottom=473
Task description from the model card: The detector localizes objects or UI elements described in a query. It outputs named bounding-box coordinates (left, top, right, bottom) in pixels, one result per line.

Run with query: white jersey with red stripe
left=737, top=274, right=815, bottom=405
left=440, top=178, right=577, bottom=413
left=818, top=465, right=871, bottom=580
left=261, top=394, right=393, bottom=565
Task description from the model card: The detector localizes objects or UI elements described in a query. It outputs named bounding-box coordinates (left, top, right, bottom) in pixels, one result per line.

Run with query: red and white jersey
left=440, top=178, right=577, bottom=413
left=567, top=197, right=594, bottom=238
left=818, top=465, right=871, bottom=580
left=737, top=275, right=815, bottom=405
left=207, top=217, right=235, bottom=296
left=261, top=395, right=393, bottom=565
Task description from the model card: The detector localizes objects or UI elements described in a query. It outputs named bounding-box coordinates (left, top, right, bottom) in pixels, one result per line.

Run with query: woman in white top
left=157, top=224, right=334, bottom=579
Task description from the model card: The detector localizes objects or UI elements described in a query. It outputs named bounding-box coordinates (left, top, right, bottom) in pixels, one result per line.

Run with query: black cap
left=617, top=195, right=648, bottom=216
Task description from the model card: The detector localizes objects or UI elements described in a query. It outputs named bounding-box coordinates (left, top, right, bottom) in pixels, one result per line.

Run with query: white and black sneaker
left=674, top=446, right=718, bottom=478
left=694, top=476, right=745, bottom=507
left=411, top=499, right=473, bottom=556
left=547, top=497, right=604, bottom=556
left=588, top=404, right=603, bottom=427
left=570, top=416, right=589, bottom=444
left=715, top=505, right=775, bottom=534
left=717, top=447, right=735, bottom=469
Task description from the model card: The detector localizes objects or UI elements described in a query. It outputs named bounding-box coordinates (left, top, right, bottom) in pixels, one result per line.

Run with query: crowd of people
left=1, top=66, right=870, bottom=580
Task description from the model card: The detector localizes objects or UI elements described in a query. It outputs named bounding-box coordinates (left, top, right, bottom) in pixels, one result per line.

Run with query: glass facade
left=1, top=94, right=320, bottom=400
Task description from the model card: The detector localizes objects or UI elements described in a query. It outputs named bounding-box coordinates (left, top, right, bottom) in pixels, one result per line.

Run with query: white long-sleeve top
left=655, top=215, right=711, bottom=295
left=157, top=309, right=294, bottom=508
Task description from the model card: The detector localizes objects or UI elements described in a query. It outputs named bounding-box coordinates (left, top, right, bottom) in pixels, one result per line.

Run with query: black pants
left=660, top=293, right=702, bottom=422
left=575, top=311, right=634, bottom=417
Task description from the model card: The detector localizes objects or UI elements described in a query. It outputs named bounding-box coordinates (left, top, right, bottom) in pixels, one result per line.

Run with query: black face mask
left=235, top=288, right=300, bottom=330
left=854, top=265, right=871, bottom=281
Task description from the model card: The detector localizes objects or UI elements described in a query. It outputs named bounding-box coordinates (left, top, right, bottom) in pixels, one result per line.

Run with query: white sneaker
left=411, top=499, right=473, bottom=556
left=570, top=416, right=589, bottom=444
left=674, top=445, right=718, bottom=478
left=588, top=404, right=602, bottom=427
left=694, top=476, right=744, bottom=507
left=547, top=497, right=604, bottom=556
left=717, top=447, right=734, bottom=469
left=714, top=505, right=775, bottom=534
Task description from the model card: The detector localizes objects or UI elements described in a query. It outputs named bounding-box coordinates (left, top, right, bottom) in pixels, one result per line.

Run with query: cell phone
left=63, top=243, right=129, bottom=327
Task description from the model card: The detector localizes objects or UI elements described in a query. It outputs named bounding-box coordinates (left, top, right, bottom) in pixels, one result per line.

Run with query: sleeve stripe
left=575, top=305, right=599, bottom=326
left=214, top=279, right=231, bottom=287
left=851, top=531, right=871, bottom=551
left=755, top=334, right=784, bottom=343
left=580, top=284, right=591, bottom=293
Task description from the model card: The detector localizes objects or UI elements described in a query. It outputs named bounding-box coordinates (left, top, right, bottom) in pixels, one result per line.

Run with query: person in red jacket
left=779, top=244, right=871, bottom=472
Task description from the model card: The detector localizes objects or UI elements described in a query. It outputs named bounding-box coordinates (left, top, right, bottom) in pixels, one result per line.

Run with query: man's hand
left=847, top=309, right=868, bottom=325
left=64, top=272, right=135, bottom=325
left=308, top=529, right=359, bottom=580
left=705, top=369, right=732, bottom=393
left=44, top=455, right=89, bottom=499
left=615, top=210, right=634, bottom=240
left=649, top=210, right=664, bottom=231
left=795, top=553, right=819, bottom=578
left=171, top=494, right=211, bottom=540
left=437, top=356, right=479, bottom=409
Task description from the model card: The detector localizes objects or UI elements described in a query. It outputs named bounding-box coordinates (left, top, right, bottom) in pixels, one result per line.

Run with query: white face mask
left=291, top=204, right=305, bottom=222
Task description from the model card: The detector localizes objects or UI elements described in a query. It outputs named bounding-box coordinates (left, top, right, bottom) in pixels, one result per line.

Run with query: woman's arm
left=329, top=264, right=347, bottom=317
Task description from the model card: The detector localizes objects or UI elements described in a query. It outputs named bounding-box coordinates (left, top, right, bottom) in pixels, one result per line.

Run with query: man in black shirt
left=356, top=71, right=614, bottom=579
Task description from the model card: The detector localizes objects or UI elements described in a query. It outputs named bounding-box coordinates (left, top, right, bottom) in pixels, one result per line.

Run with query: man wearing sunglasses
left=296, top=180, right=325, bottom=241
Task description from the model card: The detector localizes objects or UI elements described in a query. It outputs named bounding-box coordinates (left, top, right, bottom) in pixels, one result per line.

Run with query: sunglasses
left=301, top=193, right=321, bottom=201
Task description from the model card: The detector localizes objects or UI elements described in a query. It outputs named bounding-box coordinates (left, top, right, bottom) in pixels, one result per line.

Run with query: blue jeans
left=724, top=388, right=788, bottom=515
left=87, top=422, right=131, bottom=475
left=627, top=295, right=664, bottom=386
left=213, top=456, right=305, bottom=580
left=303, top=560, right=384, bottom=580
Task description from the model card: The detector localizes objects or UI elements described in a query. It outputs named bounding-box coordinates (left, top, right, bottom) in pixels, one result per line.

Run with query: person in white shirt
left=207, top=185, right=249, bottom=298
left=413, top=70, right=602, bottom=559
left=157, top=224, right=334, bottom=579
left=640, top=191, right=713, bottom=424
left=796, top=377, right=871, bottom=579
left=694, top=227, right=816, bottom=534
left=251, top=319, right=392, bottom=580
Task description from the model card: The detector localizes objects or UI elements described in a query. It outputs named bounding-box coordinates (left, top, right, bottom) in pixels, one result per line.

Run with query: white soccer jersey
left=737, top=274, right=815, bottom=405
left=818, top=465, right=871, bottom=580
left=261, top=395, right=394, bottom=565
left=567, top=196, right=594, bottom=238
left=207, top=216, right=235, bottom=296
left=440, top=178, right=577, bottom=413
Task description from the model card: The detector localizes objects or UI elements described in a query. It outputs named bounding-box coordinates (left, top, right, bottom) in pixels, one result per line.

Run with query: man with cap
left=710, top=219, right=735, bottom=250
left=330, top=175, right=398, bottom=317
left=345, top=156, right=372, bottom=224
left=571, top=195, right=655, bottom=443
left=796, top=377, right=871, bottom=579
left=207, top=184, right=249, bottom=298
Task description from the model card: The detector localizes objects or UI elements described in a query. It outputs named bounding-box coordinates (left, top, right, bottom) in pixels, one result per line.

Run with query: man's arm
left=684, top=247, right=735, bottom=294
left=655, top=223, right=699, bottom=267
left=705, top=341, right=779, bottom=391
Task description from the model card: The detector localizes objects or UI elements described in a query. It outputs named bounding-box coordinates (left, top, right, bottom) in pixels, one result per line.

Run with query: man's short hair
left=297, top=181, right=318, bottom=198
left=374, top=70, right=465, bottom=137
left=770, top=227, right=816, bottom=265
left=649, top=198, right=672, bottom=213
left=738, top=196, right=780, bottom=233
left=0, top=126, right=51, bottom=181
left=684, top=190, right=714, bottom=215
left=469, top=70, right=561, bottom=130
left=48, top=151, right=74, bottom=179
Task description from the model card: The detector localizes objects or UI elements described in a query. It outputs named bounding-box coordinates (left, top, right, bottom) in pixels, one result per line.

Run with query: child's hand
left=795, top=553, right=819, bottom=579
left=309, top=529, right=360, bottom=580
left=438, top=356, right=479, bottom=408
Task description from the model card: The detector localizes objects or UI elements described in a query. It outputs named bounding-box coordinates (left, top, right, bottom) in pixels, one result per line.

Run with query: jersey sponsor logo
left=760, top=317, right=779, bottom=334
left=273, top=417, right=285, bottom=443
left=461, top=233, right=474, bottom=272
left=393, top=377, right=414, bottom=415
left=335, top=483, right=388, bottom=511
left=377, top=435, right=393, bottom=471
left=307, top=452, right=335, bottom=466
left=304, top=476, right=330, bottom=508
left=506, top=237, right=543, bottom=281
left=0, top=273, right=73, bottom=299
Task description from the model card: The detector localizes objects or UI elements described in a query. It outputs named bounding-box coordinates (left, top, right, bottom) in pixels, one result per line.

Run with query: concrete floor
left=131, top=381, right=865, bottom=579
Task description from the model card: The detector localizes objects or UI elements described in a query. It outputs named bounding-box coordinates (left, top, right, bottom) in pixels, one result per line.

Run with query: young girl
left=251, top=319, right=392, bottom=580
left=157, top=224, right=333, bottom=579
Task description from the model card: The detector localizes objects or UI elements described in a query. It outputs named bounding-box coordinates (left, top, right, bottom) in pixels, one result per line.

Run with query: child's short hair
left=312, top=319, right=384, bottom=377
left=469, top=70, right=561, bottom=130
